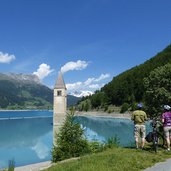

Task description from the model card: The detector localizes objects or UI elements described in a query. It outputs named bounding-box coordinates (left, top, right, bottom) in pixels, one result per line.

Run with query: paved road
left=144, top=158, right=171, bottom=171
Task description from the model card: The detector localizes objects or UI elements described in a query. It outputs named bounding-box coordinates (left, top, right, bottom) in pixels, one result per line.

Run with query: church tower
left=53, top=71, right=67, bottom=142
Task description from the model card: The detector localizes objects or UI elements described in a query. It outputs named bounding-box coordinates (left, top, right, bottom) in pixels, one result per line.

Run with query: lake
left=0, top=111, right=151, bottom=169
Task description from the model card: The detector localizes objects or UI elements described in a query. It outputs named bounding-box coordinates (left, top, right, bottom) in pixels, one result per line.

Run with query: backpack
left=145, top=132, right=153, bottom=142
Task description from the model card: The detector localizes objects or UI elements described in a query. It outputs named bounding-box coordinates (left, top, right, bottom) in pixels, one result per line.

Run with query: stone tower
left=53, top=71, right=67, bottom=143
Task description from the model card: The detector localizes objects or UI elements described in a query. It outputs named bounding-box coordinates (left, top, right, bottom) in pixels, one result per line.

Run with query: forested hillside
left=83, top=44, right=171, bottom=110
left=0, top=73, right=80, bottom=109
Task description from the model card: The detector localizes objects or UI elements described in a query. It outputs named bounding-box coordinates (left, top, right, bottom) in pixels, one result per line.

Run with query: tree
left=144, top=63, right=171, bottom=117
left=90, top=92, right=107, bottom=109
left=84, top=100, right=90, bottom=112
left=52, top=109, right=90, bottom=162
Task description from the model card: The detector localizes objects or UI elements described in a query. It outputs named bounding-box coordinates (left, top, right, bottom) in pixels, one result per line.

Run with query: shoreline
left=75, top=111, right=132, bottom=119
left=0, top=110, right=131, bottom=117
left=0, top=110, right=132, bottom=119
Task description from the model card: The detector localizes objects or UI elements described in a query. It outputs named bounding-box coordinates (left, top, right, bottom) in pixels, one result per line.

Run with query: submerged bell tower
left=53, top=71, right=67, bottom=142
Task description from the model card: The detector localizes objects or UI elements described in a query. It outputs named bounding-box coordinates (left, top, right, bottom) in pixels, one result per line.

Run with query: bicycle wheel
left=157, top=131, right=165, bottom=147
left=153, top=139, right=158, bottom=153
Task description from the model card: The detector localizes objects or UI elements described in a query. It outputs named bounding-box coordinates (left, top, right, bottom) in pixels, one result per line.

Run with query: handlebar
left=150, top=118, right=162, bottom=128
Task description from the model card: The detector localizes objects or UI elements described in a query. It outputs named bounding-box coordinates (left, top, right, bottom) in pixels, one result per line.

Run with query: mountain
left=67, top=95, right=81, bottom=106
left=0, top=73, right=80, bottom=109
left=86, top=44, right=171, bottom=108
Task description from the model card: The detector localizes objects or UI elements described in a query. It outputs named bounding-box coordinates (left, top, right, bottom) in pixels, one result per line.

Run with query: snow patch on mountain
left=5, top=73, right=41, bottom=84
left=69, top=90, right=93, bottom=97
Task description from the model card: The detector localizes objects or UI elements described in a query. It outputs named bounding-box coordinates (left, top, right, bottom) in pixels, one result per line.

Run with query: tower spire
left=54, top=71, right=66, bottom=89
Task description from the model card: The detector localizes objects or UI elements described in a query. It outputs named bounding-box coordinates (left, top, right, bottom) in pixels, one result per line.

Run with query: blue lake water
left=0, top=111, right=152, bottom=169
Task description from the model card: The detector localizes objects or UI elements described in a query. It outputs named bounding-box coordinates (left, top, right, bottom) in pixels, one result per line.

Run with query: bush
left=107, top=109, right=112, bottom=113
left=88, top=141, right=106, bottom=153
left=104, top=105, right=108, bottom=112
left=105, top=136, right=120, bottom=148
left=52, top=109, right=90, bottom=162
left=120, top=103, right=129, bottom=113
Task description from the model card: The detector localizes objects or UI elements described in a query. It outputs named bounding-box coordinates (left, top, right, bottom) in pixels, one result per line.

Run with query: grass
left=45, top=146, right=171, bottom=171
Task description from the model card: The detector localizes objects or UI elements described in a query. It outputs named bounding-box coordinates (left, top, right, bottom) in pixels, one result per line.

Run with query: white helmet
left=164, top=105, right=171, bottom=111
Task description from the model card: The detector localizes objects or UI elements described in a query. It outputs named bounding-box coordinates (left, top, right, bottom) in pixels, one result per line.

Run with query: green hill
left=0, top=73, right=80, bottom=109
left=86, top=44, right=171, bottom=108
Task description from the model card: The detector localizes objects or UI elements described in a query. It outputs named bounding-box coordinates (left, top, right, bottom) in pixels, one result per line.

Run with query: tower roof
left=54, top=71, right=66, bottom=89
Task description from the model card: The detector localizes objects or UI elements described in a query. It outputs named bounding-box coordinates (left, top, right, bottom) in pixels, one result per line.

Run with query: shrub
left=88, top=141, right=106, bottom=153
left=105, top=136, right=120, bottom=148
left=104, top=105, right=108, bottom=112
left=8, top=159, right=15, bottom=171
left=107, top=109, right=112, bottom=113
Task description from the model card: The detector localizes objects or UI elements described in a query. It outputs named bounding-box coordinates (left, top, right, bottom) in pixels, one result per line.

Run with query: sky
left=0, top=0, right=171, bottom=96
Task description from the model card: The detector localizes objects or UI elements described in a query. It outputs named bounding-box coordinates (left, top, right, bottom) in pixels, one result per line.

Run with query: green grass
left=45, top=147, right=171, bottom=171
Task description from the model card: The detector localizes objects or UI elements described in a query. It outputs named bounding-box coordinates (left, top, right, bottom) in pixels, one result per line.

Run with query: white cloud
left=33, top=63, right=54, bottom=80
left=0, top=51, right=16, bottom=63
left=61, top=60, right=88, bottom=73
left=84, top=78, right=95, bottom=86
left=66, top=73, right=110, bottom=95
left=83, top=73, right=110, bottom=86
left=94, top=73, right=110, bottom=82
left=89, top=84, right=101, bottom=89
left=66, top=82, right=82, bottom=90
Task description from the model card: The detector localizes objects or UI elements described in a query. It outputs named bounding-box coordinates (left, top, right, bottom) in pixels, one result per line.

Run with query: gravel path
left=14, top=161, right=52, bottom=171
left=75, top=111, right=131, bottom=119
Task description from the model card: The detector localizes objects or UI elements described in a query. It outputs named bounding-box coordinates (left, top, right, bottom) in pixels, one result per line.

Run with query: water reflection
left=0, top=117, right=53, bottom=169
left=31, top=133, right=51, bottom=159
left=75, top=116, right=151, bottom=147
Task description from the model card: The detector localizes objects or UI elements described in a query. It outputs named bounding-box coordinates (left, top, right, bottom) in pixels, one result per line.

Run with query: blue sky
left=0, top=0, right=171, bottom=95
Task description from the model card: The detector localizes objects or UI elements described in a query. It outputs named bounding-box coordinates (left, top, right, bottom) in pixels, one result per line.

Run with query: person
left=161, top=105, right=171, bottom=151
left=131, top=103, right=147, bottom=149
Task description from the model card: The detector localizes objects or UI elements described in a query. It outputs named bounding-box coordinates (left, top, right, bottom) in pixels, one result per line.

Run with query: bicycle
left=151, top=118, right=159, bottom=153
left=146, top=118, right=165, bottom=153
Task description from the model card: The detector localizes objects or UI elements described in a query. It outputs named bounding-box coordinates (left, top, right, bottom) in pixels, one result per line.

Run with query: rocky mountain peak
left=5, top=73, right=41, bottom=84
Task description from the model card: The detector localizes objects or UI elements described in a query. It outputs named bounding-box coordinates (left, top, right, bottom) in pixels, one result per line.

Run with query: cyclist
left=131, top=103, right=147, bottom=149
left=161, top=105, right=171, bottom=151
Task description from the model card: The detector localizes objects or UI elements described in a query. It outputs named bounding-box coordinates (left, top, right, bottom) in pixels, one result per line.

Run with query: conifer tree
left=52, top=108, right=90, bottom=162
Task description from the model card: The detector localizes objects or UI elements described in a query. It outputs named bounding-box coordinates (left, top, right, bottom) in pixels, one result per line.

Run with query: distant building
left=53, top=71, right=67, bottom=143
